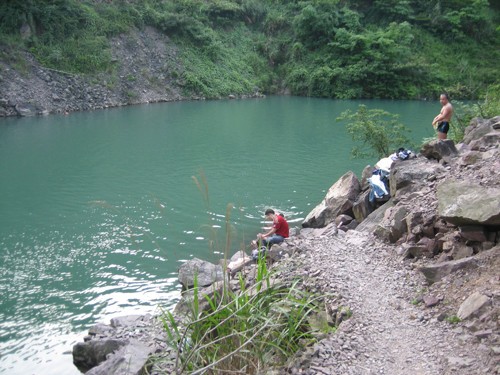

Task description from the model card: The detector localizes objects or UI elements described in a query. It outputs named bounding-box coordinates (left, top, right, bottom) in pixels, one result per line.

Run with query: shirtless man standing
left=432, top=93, right=453, bottom=140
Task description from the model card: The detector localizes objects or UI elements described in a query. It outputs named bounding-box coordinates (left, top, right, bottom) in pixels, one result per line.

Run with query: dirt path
left=287, top=230, right=494, bottom=375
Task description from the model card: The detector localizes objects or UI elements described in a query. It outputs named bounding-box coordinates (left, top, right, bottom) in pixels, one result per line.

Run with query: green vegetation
left=160, top=257, right=330, bottom=374
left=337, top=105, right=412, bottom=159
left=0, top=1, right=498, bottom=99
left=448, top=83, right=500, bottom=142
left=157, top=172, right=334, bottom=374
left=446, top=315, right=461, bottom=324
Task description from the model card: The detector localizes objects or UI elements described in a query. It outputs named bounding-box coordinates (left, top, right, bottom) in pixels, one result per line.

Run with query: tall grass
left=157, top=171, right=332, bottom=374
left=160, top=263, right=326, bottom=374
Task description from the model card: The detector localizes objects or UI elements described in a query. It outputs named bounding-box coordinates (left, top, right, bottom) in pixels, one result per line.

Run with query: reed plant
left=157, top=171, right=329, bottom=374
left=160, top=263, right=325, bottom=374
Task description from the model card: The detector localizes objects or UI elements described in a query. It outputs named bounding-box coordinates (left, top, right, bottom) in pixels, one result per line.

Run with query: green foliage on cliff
left=0, top=0, right=499, bottom=100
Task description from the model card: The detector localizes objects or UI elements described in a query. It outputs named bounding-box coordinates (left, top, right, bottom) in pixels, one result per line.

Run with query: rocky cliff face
left=0, top=27, right=187, bottom=117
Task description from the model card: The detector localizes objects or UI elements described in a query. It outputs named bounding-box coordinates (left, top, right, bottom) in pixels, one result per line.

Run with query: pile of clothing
left=368, top=148, right=413, bottom=203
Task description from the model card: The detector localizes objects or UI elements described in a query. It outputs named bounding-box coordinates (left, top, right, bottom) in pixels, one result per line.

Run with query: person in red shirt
left=256, top=208, right=289, bottom=248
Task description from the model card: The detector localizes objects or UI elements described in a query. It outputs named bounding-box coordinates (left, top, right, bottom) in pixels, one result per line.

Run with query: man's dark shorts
left=437, top=121, right=450, bottom=134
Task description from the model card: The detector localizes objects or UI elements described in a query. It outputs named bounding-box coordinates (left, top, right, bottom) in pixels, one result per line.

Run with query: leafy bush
left=447, top=84, right=500, bottom=142
left=179, top=26, right=267, bottom=97
left=32, top=36, right=112, bottom=74
left=337, top=104, right=411, bottom=159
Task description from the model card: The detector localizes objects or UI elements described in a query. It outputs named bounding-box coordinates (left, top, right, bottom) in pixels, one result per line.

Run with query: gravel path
left=286, top=230, right=494, bottom=375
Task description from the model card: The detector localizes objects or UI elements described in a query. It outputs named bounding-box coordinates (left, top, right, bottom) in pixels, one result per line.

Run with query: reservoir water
left=0, top=96, right=439, bottom=374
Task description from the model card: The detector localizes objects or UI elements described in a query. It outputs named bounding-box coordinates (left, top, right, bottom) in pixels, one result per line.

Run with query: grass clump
left=160, top=255, right=328, bottom=374
left=446, top=315, right=461, bottom=324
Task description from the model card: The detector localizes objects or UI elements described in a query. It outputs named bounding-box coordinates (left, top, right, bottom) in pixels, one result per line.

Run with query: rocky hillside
left=0, top=27, right=187, bottom=117
left=0, top=26, right=265, bottom=118
left=72, top=117, right=499, bottom=374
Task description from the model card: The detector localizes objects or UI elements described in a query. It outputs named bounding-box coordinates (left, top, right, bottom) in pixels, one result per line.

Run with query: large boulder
left=373, top=204, right=408, bottom=243
left=418, top=256, right=478, bottom=284
left=15, top=102, right=38, bottom=116
left=178, top=258, right=224, bottom=289
left=72, top=314, right=165, bottom=375
left=352, top=190, right=374, bottom=223
left=356, top=199, right=394, bottom=233
left=389, top=158, right=446, bottom=198
left=73, top=339, right=127, bottom=372
left=85, top=339, right=152, bottom=375
left=360, top=165, right=374, bottom=191
left=457, top=292, right=491, bottom=320
left=420, top=139, right=458, bottom=161
left=175, top=280, right=226, bottom=318
left=302, top=171, right=360, bottom=228
left=469, top=131, right=500, bottom=151
left=437, top=181, right=500, bottom=226
left=462, top=116, right=500, bottom=144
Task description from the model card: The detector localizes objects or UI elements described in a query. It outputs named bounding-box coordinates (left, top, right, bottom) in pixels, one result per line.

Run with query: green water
left=0, top=96, right=439, bottom=374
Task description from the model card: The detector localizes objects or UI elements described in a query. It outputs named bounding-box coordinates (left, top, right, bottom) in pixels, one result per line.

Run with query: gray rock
left=300, top=222, right=338, bottom=237
left=85, top=339, right=152, bottom=375
left=302, top=171, right=360, bottom=228
left=451, top=243, right=474, bottom=260
left=335, top=214, right=354, bottom=226
left=111, top=315, right=150, bottom=329
left=229, top=250, right=248, bottom=263
left=360, top=165, right=374, bottom=191
left=463, top=116, right=500, bottom=144
left=423, top=295, right=440, bottom=308
left=418, top=257, right=478, bottom=284
left=15, top=102, right=37, bottom=116
left=175, top=280, right=227, bottom=318
left=88, top=323, right=116, bottom=337
left=457, top=292, right=490, bottom=320
left=459, top=225, right=487, bottom=242
left=437, top=181, right=500, bottom=226
left=473, top=330, right=493, bottom=339
left=469, top=131, right=500, bottom=151
left=389, top=158, right=446, bottom=198
left=178, top=258, right=224, bottom=289
left=373, top=204, right=408, bottom=243
left=267, top=243, right=292, bottom=262
left=73, top=339, right=127, bottom=372
left=405, top=244, right=428, bottom=259
left=352, top=190, right=374, bottom=223
left=356, top=199, right=394, bottom=233
left=420, top=139, right=458, bottom=161
left=458, top=151, right=482, bottom=166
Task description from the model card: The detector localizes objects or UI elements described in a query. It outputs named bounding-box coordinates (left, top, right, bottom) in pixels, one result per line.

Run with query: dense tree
left=0, top=0, right=498, bottom=99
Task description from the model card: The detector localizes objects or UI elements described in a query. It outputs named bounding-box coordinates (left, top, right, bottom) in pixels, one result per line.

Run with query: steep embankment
left=1, top=27, right=185, bottom=117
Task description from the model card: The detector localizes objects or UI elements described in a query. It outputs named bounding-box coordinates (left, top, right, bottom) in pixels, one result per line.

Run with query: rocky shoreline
left=0, top=27, right=263, bottom=118
left=72, top=116, right=499, bottom=374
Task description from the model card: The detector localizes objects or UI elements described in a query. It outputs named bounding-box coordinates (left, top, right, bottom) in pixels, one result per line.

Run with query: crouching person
left=252, top=209, right=289, bottom=260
